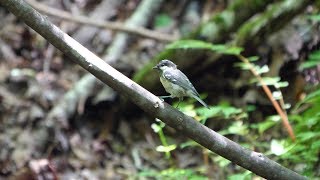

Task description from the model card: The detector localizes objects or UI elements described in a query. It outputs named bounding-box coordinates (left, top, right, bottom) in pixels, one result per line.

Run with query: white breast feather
left=160, top=76, right=186, bottom=98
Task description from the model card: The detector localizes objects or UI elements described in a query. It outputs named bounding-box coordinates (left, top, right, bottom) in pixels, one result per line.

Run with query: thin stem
left=237, top=55, right=295, bottom=141
left=157, top=122, right=171, bottom=159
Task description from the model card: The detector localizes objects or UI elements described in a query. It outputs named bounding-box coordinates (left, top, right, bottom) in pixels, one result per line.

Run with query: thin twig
left=237, top=55, right=296, bottom=141
left=26, top=0, right=177, bottom=42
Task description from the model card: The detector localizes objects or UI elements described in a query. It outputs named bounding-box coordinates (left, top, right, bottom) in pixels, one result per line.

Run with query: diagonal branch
left=0, top=0, right=306, bottom=179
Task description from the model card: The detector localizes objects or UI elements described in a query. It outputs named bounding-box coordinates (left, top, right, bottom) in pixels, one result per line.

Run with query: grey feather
left=163, top=69, right=199, bottom=97
left=190, top=93, right=209, bottom=109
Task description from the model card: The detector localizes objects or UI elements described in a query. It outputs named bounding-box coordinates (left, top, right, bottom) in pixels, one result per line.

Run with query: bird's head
left=153, top=59, right=177, bottom=72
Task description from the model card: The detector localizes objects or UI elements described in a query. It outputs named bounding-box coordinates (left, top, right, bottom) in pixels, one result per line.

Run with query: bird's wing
left=163, top=69, right=200, bottom=97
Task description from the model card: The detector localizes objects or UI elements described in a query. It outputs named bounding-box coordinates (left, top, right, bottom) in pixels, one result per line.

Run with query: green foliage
left=151, top=100, right=249, bottom=178
left=299, top=50, right=320, bottom=70
left=234, top=63, right=269, bottom=75
left=235, top=62, right=289, bottom=88
left=212, top=155, right=231, bottom=168
left=308, top=14, right=320, bottom=22
left=278, top=89, right=320, bottom=177
left=247, top=56, right=259, bottom=62
left=227, top=171, right=252, bottom=180
left=196, top=101, right=246, bottom=124
left=251, top=115, right=280, bottom=134
left=151, top=119, right=176, bottom=159
left=296, top=87, right=320, bottom=105
left=175, top=103, right=198, bottom=118
left=156, top=144, right=177, bottom=154
left=249, top=86, right=320, bottom=177
left=138, top=168, right=207, bottom=180
left=270, top=139, right=292, bottom=156
left=179, top=102, right=253, bottom=177
left=155, top=14, right=173, bottom=28
left=232, top=47, right=320, bottom=177
left=252, top=88, right=320, bottom=177
left=148, top=38, right=320, bottom=178
left=219, top=121, right=249, bottom=136
left=166, top=40, right=243, bottom=55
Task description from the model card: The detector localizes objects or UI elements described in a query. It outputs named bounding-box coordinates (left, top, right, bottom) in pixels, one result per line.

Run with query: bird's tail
left=191, top=94, right=210, bottom=109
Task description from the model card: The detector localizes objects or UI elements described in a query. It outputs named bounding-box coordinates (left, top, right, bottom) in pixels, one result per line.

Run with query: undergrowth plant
left=147, top=39, right=319, bottom=178
left=151, top=119, right=176, bottom=159
left=267, top=48, right=320, bottom=177
left=166, top=39, right=294, bottom=140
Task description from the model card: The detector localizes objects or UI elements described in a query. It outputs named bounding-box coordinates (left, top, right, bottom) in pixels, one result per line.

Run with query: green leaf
left=255, top=65, right=269, bottom=74
left=252, top=77, right=280, bottom=86
left=274, top=81, right=289, bottom=88
left=311, top=140, right=320, bottom=150
left=138, top=168, right=207, bottom=179
left=220, top=106, right=242, bottom=118
left=248, top=56, right=259, bottom=62
left=258, top=121, right=276, bottom=134
left=166, top=40, right=215, bottom=50
left=300, top=50, right=320, bottom=70
left=155, top=14, right=172, bottom=28
left=138, top=169, right=159, bottom=177
left=308, top=14, right=320, bottom=22
left=234, top=62, right=251, bottom=70
left=151, top=123, right=161, bottom=133
left=166, top=40, right=243, bottom=55
left=156, top=145, right=177, bottom=153
left=300, top=61, right=320, bottom=69
left=260, top=77, right=281, bottom=86
left=228, top=171, right=251, bottom=180
left=217, top=46, right=243, bottom=55
left=246, top=105, right=256, bottom=112
left=272, top=91, right=283, bottom=100
left=226, top=121, right=248, bottom=136
left=267, top=115, right=281, bottom=122
left=309, top=50, right=320, bottom=59
left=270, top=139, right=286, bottom=156
left=196, top=103, right=244, bottom=121
left=253, top=116, right=281, bottom=135
left=298, top=88, right=320, bottom=104
left=213, top=156, right=231, bottom=167
left=180, top=140, right=199, bottom=148
left=297, top=132, right=319, bottom=142
left=178, top=104, right=197, bottom=117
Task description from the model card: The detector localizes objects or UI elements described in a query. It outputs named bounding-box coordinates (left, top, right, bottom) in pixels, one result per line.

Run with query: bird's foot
left=158, top=95, right=171, bottom=101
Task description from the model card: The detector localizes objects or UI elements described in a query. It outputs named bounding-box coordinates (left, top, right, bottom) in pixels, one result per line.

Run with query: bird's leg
left=159, top=95, right=172, bottom=98
left=176, top=97, right=183, bottom=108
left=159, top=95, right=172, bottom=101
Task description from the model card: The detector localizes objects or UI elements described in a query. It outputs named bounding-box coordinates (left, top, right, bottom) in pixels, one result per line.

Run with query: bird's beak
left=153, top=65, right=159, bottom=70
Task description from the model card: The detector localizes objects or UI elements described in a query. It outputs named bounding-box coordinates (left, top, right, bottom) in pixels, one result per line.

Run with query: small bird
left=153, top=59, right=209, bottom=109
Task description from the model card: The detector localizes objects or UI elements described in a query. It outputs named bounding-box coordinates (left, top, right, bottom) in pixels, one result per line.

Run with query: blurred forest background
left=0, top=0, right=320, bottom=179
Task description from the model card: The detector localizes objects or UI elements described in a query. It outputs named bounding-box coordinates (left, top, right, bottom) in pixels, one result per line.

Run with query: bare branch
left=26, top=0, right=177, bottom=42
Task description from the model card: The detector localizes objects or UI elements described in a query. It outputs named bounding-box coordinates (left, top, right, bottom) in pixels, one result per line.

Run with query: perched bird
left=153, top=59, right=209, bottom=109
